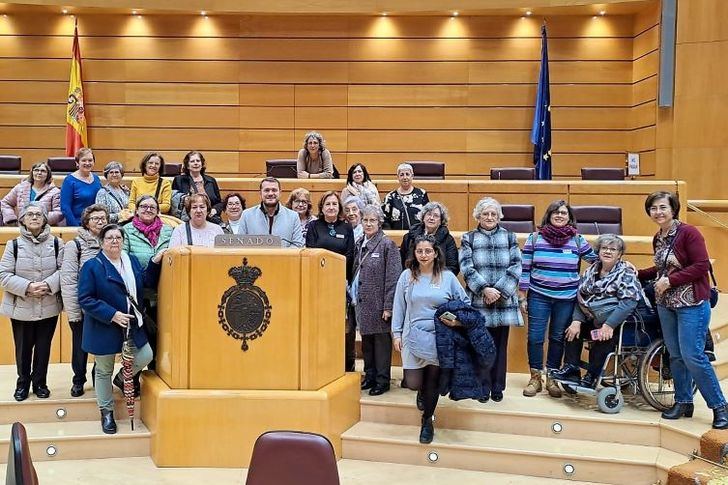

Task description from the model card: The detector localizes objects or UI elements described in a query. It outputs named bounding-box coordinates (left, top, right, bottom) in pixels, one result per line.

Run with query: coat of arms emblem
left=217, top=258, right=272, bottom=351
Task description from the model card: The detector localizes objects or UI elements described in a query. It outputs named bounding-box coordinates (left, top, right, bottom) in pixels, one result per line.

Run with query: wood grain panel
left=346, top=107, right=631, bottom=130
left=633, top=76, right=657, bottom=105
left=470, top=60, right=632, bottom=84
left=239, top=130, right=295, bottom=151
left=676, top=0, right=728, bottom=43
left=294, top=85, right=348, bottom=107
left=239, top=84, right=294, bottom=106
left=632, top=126, right=656, bottom=153
left=633, top=50, right=658, bottom=82
left=295, top=107, right=347, bottom=130
left=239, top=107, right=294, bottom=129
left=633, top=102, right=656, bottom=129
left=633, top=24, right=659, bottom=59
left=347, top=130, right=468, bottom=152
left=238, top=62, right=349, bottom=84
left=125, top=83, right=239, bottom=105
left=234, top=38, right=632, bottom=62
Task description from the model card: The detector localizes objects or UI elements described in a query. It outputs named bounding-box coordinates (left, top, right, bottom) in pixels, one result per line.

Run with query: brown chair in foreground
left=6, top=422, right=39, bottom=485
left=265, top=159, right=298, bottom=179
left=47, top=156, right=77, bottom=174
left=490, top=167, right=535, bottom=180
left=500, top=204, right=536, bottom=233
left=571, top=206, right=622, bottom=235
left=406, top=161, right=445, bottom=180
left=246, top=430, right=339, bottom=485
left=0, top=155, right=22, bottom=174
left=580, top=167, right=626, bottom=180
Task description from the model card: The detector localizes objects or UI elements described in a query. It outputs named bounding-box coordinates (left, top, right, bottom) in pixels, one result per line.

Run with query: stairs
left=342, top=371, right=711, bottom=485
left=0, top=364, right=150, bottom=463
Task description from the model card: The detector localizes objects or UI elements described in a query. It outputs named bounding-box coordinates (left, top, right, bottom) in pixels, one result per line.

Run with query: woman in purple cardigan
left=638, top=191, right=727, bottom=428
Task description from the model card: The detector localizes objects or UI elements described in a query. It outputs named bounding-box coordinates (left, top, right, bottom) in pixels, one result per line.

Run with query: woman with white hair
left=459, top=197, right=522, bottom=402
left=95, top=161, right=131, bottom=224
left=0, top=202, right=63, bottom=401
left=343, top=196, right=365, bottom=243
left=382, top=163, right=429, bottom=230
left=297, top=131, right=334, bottom=179
left=400, top=201, right=459, bottom=275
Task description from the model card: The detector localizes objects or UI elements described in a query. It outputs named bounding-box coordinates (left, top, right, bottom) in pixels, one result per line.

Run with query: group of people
left=0, top=141, right=723, bottom=444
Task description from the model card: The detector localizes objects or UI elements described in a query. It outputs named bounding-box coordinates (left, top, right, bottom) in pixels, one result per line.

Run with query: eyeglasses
left=104, top=236, right=123, bottom=241
left=415, top=248, right=435, bottom=255
left=32, top=168, right=48, bottom=173
left=138, top=204, right=158, bottom=212
left=599, top=247, right=620, bottom=254
left=89, top=216, right=107, bottom=222
left=362, top=218, right=379, bottom=224
left=553, top=210, right=570, bottom=216
left=24, top=213, right=43, bottom=219
left=293, top=200, right=308, bottom=205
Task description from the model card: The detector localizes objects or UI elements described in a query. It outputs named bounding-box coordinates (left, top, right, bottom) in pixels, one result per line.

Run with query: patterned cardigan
left=459, top=225, right=523, bottom=327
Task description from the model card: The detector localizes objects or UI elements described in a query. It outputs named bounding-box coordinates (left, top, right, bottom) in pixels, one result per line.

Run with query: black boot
left=419, top=415, right=434, bottom=444
left=661, top=402, right=694, bottom=420
left=712, top=405, right=728, bottom=429
left=114, top=371, right=141, bottom=398
left=13, top=386, right=29, bottom=402
left=579, top=373, right=598, bottom=390
left=550, top=364, right=581, bottom=382
left=101, top=409, right=117, bottom=434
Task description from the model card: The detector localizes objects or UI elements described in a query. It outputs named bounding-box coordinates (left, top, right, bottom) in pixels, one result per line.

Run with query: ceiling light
left=201, top=11, right=207, bottom=16
left=599, top=10, right=606, bottom=16
left=452, top=11, right=459, bottom=16
left=381, top=12, right=387, bottom=16
left=132, top=10, right=138, bottom=15
left=526, top=10, right=532, bottom=16
left=62, top=8, right=68, bottom=14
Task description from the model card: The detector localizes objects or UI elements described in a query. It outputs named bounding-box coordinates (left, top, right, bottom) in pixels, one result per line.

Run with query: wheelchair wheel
left=597, top=387, right=624, bottom=414
left=638, top=338, right=697, bottom=412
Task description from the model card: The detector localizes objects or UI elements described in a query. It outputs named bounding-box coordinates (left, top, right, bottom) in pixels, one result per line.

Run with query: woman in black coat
left=400, top=201, right=459, bottom=275
left=305, top=191, right=355, bottom=282
left=172, top=151, right=223, bottom=224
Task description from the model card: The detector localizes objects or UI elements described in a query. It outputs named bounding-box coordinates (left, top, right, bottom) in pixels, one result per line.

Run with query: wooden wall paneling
left=633, top=50, right=659, bottom=83
left=632, top=126, right=657, bottom=153
left=637, top=150, right=656, bottom=176
left=633, top=24, right=659, bottom=59
left=633, top=0, right=661, bottom=35
left=633, top=101, right=656, bottom=128
left=348, top=85, right=469, bottom=107
left=293, top=129, right=347, bottom=153
left=0, top=81, right=67, bottom=102
left=0, top=59, right=67, bottom=80
left=633, top=76, right=657, bottom=105
left=349, top=62, right=470, bottom=84
left=239, top=130, right=295, bottom=151
left=124, top=83, right=239, bottom=105
left=676, top=0, right=728, bottom=43
left=89, top=128, right=240, bottom=151
left=239, top=107, right=295, bottom=129
left=238, top=62, right=350, bottom=84
left=294, top=85, right=348, bottom=106
left=469, top=60, right=633, bottom=84
left=239, top=84, right=294, bottom=106
left=295, top=107, right=347, bottom=130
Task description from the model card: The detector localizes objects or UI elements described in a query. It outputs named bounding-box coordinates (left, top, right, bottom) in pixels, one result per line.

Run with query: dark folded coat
left=435, top=300, right=496, bottom=401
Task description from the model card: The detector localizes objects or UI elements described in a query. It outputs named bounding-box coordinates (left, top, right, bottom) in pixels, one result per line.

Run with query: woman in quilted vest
left=1, top=161, right=63, bottom=226
left=0, top=202, right=63, bottom=401
left=60, top=204, right=109, bottom=397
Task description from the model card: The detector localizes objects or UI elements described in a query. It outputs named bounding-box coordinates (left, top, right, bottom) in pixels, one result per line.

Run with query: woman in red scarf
left=121, top=195, right=173, bottom=371
left=518, top=200, right=597, bottom=399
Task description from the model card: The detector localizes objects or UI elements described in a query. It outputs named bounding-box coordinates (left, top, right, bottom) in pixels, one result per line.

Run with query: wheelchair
left=550, top=298, right=698, bottom=414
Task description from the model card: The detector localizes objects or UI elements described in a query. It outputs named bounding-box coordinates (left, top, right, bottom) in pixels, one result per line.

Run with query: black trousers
left=362, top=332, right=392, bottom=387
left=345, top=305, right=356, bottom=373
left=485, top=326, right=510, bottom=394
left=69, top=319, right=88, bottom=385
left=12, top=316, right=58, bottom=389
left=144, top=299, right=158, bottom=371
left=403, top=365, right=440, bottom=420
left=563, top=320, right=617, bottom=377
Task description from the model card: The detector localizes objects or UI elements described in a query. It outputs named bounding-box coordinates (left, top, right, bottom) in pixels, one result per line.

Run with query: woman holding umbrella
left=78, top=224, right=163, bottom=434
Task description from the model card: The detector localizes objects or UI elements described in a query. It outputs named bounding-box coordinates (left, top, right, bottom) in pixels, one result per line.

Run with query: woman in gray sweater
left=392, top=234, right=469, bottom=444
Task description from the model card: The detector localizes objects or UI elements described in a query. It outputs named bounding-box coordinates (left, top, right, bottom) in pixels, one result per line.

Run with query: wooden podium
left=141, top=247, right=360, bottom=467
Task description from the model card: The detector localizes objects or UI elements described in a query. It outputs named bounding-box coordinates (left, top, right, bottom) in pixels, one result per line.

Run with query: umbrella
left=121, top=324, right=136, bottom=430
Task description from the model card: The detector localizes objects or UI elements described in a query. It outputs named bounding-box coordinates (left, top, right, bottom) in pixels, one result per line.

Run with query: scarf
left=119, top=252, right=143, bottom=327
left=346, top=181, right=378, bottom=205
left=539, top=224, right=578, bottom=247
left=578, top=260, right=641, bottom=308
left=132, top=215, right=163, bottom=247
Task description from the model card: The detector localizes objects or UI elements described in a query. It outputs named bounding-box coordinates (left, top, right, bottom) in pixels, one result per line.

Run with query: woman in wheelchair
left=551, top=235, right=642, bottom=389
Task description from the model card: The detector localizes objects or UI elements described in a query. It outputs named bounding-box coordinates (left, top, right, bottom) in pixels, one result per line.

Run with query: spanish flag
left=65, top=18, right=87, bottom=156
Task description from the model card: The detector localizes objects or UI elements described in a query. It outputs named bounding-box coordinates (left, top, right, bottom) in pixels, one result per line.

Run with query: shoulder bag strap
left=185, top=221, right=193, bottom=246
left=661, top=225, right=681, bottom=274
left=154, top=177, right=163, bottom=201
left=103, top=186, right=125, bottom=210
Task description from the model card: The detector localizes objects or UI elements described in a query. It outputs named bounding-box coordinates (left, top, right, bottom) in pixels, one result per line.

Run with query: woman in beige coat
left=0, top=202, right=63, bottom=401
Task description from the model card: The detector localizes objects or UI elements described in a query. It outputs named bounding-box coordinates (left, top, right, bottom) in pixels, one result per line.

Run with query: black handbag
left=123, top=286, right=158, bottom=334
left=709, top=263, right=719, bottom=309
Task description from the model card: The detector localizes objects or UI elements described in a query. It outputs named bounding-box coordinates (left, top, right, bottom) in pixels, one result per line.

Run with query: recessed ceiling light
left=452, top=11, right=459, bottom=16
left=62, top=8, right=68, bottom=14
left=201, top=11, right=207, bottom=16
left=526, top=10, right=532, bottom=16
left=132, top=10, right=137, bottom=15
left=599, top=10, right=606, bottom=16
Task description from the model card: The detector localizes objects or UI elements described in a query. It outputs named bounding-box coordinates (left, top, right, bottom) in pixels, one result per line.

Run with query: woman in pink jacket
left=1, top=162, right=64, bottom=226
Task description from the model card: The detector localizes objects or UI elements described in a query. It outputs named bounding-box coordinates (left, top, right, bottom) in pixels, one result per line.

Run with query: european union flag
left=531, top=25, right=552, bottom=180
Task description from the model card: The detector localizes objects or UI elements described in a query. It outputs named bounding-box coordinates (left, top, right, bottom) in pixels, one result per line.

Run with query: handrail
left=687, top=201, right=728, bottom=232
